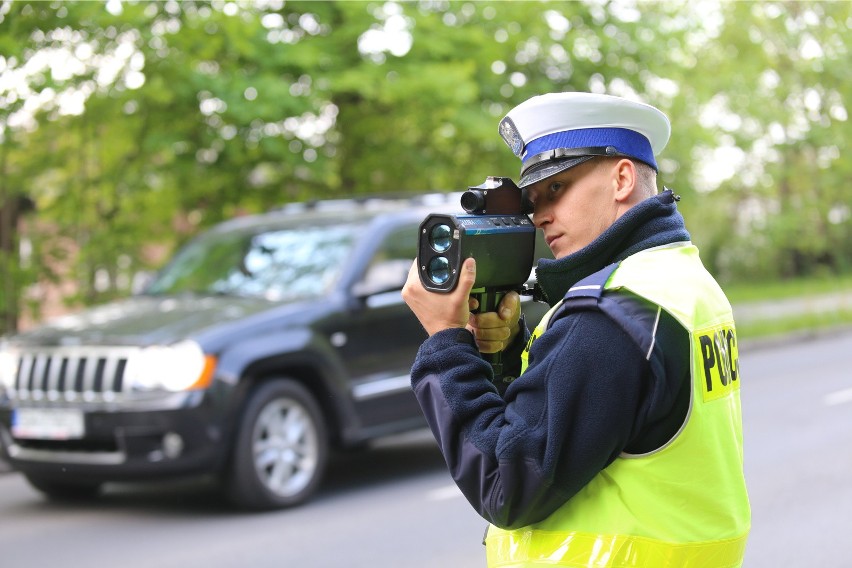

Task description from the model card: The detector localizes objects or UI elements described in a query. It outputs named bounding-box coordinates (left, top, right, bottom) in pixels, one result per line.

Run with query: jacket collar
left=535, top=190, right=690, bottom=306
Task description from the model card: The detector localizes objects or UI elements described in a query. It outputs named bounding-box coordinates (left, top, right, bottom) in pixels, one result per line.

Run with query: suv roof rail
left=274, top=191, right=463, bottom=214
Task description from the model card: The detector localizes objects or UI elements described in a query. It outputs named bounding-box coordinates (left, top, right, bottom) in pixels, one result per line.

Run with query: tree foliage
left=0, top=0, right=849, bottom=333
left=689, top=1, right=851, bottom=280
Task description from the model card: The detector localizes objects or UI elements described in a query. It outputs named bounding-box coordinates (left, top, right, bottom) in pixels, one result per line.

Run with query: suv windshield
left=145, top=222, right=361, bottom=301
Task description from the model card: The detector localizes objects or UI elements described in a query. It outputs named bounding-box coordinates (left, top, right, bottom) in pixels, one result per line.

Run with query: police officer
left=402, top=92, right=750, bottom=567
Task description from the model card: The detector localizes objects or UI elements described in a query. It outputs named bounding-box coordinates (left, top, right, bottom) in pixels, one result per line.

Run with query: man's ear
left=612, top=159, right=637, bottom=203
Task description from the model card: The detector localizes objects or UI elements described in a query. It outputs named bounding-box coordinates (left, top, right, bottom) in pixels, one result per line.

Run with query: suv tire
left=224, top=378, right=328, bottom=509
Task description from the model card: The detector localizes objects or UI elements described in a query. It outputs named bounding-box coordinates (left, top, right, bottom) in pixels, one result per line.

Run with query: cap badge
left=498, top=116, right=524, bottom=156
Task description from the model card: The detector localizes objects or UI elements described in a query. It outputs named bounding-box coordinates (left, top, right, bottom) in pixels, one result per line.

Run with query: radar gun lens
left=427, top=256, right=451, bottom=285
left=429, top=224, right=452, bottom=253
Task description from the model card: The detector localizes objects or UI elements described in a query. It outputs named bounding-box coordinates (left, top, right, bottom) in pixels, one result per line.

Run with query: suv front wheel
left=224, top=378, right=328, bottom=509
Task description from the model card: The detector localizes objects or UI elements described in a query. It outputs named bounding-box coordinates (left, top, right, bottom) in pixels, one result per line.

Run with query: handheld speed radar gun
left=417, top=177, right=537, bottom=379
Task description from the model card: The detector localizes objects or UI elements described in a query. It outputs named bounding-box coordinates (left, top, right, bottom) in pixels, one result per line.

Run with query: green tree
left=1, top=0, right=704, bottom=333
left=683, top=1, right=851, bottom=281
left=3, top=0, right=845, bottom=333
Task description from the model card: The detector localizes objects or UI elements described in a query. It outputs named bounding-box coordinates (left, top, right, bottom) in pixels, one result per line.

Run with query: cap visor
left=518, top=156, right=595, bottom=188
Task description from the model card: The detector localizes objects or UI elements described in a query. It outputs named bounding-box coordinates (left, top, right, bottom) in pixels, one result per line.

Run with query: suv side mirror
left=131, top=271, right=155, bottom=295
left=351, top=259, right=412, bottom=299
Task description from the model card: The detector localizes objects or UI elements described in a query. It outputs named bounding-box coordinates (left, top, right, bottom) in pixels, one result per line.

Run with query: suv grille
left=9, top=347, right=141, bottom=403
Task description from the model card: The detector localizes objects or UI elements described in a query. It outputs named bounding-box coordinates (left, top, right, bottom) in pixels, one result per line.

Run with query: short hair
left=594, top=157, right=658, bottom=198
left=634, top=160, right=659, bottom=198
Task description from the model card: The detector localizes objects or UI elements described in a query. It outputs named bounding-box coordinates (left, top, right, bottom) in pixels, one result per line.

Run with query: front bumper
left=0, top=391, right=227, bottom=482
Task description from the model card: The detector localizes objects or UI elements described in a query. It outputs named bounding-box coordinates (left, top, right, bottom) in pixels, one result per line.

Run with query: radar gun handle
left=470, top=287, right=507, bottom=383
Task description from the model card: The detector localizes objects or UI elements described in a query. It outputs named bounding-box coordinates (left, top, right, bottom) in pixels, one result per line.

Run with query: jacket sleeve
left=410, top=308, right=654, bottom=529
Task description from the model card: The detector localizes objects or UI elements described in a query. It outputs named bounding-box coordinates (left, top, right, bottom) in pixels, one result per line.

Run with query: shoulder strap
left=554, top=261, right=660, bottom=363
left=563, top=262, right=621, bottom=301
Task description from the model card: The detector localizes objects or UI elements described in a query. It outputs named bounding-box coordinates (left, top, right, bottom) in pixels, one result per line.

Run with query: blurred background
left=1, top=0, right=849, bottom=335
left=1, top=2, right=851, bottom=567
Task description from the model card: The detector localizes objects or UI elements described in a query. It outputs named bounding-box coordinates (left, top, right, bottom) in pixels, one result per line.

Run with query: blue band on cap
left=523, top=127, right=658, bottom=170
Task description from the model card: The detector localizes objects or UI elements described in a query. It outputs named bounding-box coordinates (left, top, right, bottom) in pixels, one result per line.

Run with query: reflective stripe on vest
left=488, top=242, right=750, bottom=568
left=486, top=529, right=749, bottom=568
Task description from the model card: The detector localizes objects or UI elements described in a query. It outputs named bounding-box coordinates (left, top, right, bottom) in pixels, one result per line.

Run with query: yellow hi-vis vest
left=487, top=242, right=751, bottom=568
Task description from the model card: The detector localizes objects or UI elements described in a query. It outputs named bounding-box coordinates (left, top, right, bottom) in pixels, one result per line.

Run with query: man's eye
left=548, top=182, right=563, bottom=193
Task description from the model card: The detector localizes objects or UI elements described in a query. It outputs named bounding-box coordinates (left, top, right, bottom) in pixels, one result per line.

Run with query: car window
left=146, top=223, right=362, bottom=301
left=354, top=225, right=418, bottom=296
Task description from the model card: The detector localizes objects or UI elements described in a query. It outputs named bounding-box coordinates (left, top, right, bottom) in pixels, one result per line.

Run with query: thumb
left=500, top=291, right=520, bottom=320
left=457, top=257, right=477, bottom=295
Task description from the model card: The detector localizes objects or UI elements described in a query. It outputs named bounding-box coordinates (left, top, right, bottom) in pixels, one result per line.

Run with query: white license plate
left=11, top=408, right=85, bottom=440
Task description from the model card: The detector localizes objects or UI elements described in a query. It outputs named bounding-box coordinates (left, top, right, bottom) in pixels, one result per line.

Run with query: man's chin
left=549, top=239, right=569, bottom=259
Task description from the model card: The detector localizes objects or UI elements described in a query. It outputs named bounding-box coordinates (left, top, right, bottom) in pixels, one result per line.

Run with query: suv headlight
left=124, top=340, right=217, bottom=392
left=0, top=343, right=19, bottom=395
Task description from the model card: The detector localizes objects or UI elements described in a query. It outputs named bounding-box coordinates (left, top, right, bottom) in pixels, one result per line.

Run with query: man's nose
left=532, top=203, right=550, bottom=228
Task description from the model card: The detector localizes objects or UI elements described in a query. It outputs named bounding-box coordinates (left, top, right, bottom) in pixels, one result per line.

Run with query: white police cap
left=498, top=92, right=671, bottom=188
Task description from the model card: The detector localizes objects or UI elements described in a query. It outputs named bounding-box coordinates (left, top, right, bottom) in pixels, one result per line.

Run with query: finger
left=473, top=336, right=509, bottom=354
left=470, top=325, right=511, bottom=343
left=499, top=291, right=521, bottom=321
left=469, top=311, right=506, bottom=330
left=457, top=257, right=476, bottom=296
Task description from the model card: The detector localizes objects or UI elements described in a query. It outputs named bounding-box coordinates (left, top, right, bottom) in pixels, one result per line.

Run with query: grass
left=722, top=273, right=852, bottom=304
left=736, top=309, right=852, bottom=341
left=722, top=272, right=852, bottom=341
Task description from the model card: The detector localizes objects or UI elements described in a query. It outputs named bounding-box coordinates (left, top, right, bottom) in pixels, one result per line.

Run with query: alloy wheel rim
left=252, top=397, right=319, bottom=497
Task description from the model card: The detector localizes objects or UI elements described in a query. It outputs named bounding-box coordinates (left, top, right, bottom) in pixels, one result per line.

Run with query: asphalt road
left=740, top=329, right=852, bottom=566
left=0, top=331, right=850, bottom=567
left=0, top=430, right=485, bottom=568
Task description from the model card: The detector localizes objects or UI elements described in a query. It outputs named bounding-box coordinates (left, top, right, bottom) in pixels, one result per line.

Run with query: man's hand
left=402, top=257, right=522, bottom=354
left=468, top=291, right=521, bottom=354
left=402, top=257, right=477, bottom=337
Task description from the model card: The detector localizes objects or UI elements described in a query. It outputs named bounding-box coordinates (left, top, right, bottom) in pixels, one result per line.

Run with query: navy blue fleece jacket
left=410, top=190, right=693, bottom=529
